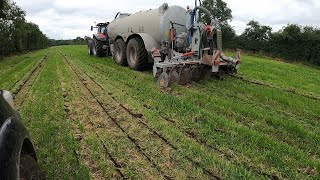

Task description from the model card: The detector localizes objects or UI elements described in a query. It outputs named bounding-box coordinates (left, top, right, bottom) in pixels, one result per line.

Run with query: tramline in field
left=88, top=1, right=241, bottom=87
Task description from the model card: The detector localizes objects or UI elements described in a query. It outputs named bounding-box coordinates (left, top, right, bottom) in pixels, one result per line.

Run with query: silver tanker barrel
left=108, top=4, right=190, bottom=70
left=108, top=4, right=188, bottom=46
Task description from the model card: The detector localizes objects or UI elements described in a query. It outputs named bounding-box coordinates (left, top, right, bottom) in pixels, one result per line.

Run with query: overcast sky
left=14, top=0, right=320, bottom=40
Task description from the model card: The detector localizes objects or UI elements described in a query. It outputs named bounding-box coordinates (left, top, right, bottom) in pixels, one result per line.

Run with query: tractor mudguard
left=126, top=33, right=160, bottom=51
left=93, top=34, right=107, bottom=42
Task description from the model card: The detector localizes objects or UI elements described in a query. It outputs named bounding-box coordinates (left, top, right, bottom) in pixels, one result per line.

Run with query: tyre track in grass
left=60, top=52, right=171, bottom=180
left=80, top=58, right=320, bottom=177
left=59, top=51, right=165, bottom=179
left=13, top=53, right=50, bottom=109
left=83, top=67, right=222, bottom=179
left=58, top=71, right=124, bottom=179
left=230, top=74, right=320, bottom=101
left=0, top=56, right=31, bottom=76
left=173, top=81, right=320, bottom=158
left=0, top=51, right=47, bottom=76
left=18, top=51, right=91, bottom=179
left=11, top=52, right=49, bottom=95
left=74, top=61, right=219, bottom=179
left=60, top=53, right=243, bottom=179
left=95, top=133, right=125, bottom=178
left=58, top=52, right=125, bottom=179
left=61, top=52, right=223, bottom=179
left=192, top=80, right=320, bottom=129
left=72, top=57, right=294, bottom=179
left=0, top=55, right=41, bottom=92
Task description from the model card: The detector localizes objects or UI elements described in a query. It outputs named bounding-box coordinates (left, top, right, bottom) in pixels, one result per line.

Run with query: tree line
left=49, top=36, right=91, bottom=46
left=201, top=0, right=320, bottom=66
left=0, top=0, right=49, bottom=58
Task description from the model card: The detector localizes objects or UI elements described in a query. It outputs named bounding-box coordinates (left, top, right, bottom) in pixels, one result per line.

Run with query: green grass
left=14, top=49, right=90, bottom=179
left=0, top=45, right=319, bottom=179
left=0, top=49, right=49, bottom=91
left=238, top=54, right=320, bottom=97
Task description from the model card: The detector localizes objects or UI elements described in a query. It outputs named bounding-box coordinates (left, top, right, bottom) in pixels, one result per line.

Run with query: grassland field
left=0, top=45, right=319, bottom=179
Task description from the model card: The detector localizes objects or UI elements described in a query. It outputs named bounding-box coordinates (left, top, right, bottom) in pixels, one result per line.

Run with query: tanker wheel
left=200, top=66, right=212, bottom=79
left=113, top=39, right=127, bottom=66
left=88, top=40, right=94, bottom=55
left=179, top=67, right=191, bottom=85
left=157, top=72, right=169, bottom=88
left=170, top=70, right=179, bottom=84
left=94, top=39, right=106, bottom=57
left=218, top=69, right=226, bottom=80
left=126, top=38, right=148, bottom=71
left=191, top=67, right=201, bottom=82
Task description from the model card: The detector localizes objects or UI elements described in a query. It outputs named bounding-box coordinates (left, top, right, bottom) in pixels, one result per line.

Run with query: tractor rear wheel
left=113, top=39, right=127, bottom=65
left=94, top=39, right=106, bottom=57
left=126, top=38, right=148, bottom=71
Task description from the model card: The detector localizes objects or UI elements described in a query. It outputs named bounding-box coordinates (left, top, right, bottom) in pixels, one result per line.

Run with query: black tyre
left=126, top=38, right=148, bottom=71
left=20, top=154, right=45, bottom=180
left=113, top=39, right=127, bottom=65
left=94, top=39, right=106, bottom=57
left=88, top=40, right=94, bottom=55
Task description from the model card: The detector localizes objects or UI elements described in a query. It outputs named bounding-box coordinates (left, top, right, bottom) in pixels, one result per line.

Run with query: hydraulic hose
left=189, top=9, right=196, bottom=44
left=194, top=6, right=214, bottom=20
left=220, top=53, right=238, bottom=64
left=189, top=6, right=213, bottom=45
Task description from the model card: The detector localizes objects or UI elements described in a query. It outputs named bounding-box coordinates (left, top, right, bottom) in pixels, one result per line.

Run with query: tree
left=220, top=24, right=237, bottom=49
left=239, top=20, right=272, bottom=51
left=199, top=0, right=232, bottom=25
left=0, top=0, right=4, bottom=18
left=242, top=20, right=272, bottom=42
left=0, top=0, right=48, bottom=56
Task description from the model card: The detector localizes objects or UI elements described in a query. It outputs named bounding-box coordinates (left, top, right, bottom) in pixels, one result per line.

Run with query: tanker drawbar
left=98, top=1, right=241, bottom=87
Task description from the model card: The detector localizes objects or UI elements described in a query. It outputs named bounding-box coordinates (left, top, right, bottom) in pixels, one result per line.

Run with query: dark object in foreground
left=0, top=90, right=45, bottom=180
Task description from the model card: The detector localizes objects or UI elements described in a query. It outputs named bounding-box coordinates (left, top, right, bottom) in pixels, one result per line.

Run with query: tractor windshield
left=98, top=26, right=106, bottom=34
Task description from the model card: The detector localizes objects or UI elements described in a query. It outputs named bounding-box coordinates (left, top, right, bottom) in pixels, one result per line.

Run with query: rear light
left=214, top=61, right=220, bottom=66
left=2, top=90, right=15, bottom=109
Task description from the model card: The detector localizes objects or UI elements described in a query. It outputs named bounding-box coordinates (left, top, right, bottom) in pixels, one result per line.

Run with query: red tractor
left=88, top=22, right=111, bottom=57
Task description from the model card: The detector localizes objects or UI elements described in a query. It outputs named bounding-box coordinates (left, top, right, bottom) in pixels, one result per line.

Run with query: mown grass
left=59, top=52, right=163, bottom=179
left=0, top=49, right=49, bottom=91
left=60, top=45, right=320, bottom=179
left=72, top=68, right=260, bottom=179
left=64, top=55, right=216, bottom=179
left=237, top=54, right=320, bottom=97
left=18, top=49, right=90, bottom=179
left=1, top=45, right=319, bottom=179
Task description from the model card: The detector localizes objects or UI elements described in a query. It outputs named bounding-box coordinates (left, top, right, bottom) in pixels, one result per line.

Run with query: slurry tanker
left=89, top=1, right=241, bottom=87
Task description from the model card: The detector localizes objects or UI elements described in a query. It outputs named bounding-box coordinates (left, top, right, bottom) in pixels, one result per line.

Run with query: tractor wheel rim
left=129, top=46, right=136, bottom=64
left=116, top=47, right=122, bottom=61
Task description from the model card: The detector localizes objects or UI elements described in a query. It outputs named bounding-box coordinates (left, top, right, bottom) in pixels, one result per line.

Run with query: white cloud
left=14, top=0, right=320, bottom=39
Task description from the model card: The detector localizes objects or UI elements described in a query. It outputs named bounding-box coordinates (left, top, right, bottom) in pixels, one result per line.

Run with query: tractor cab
left=91, top=22, right=109, bottom=36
